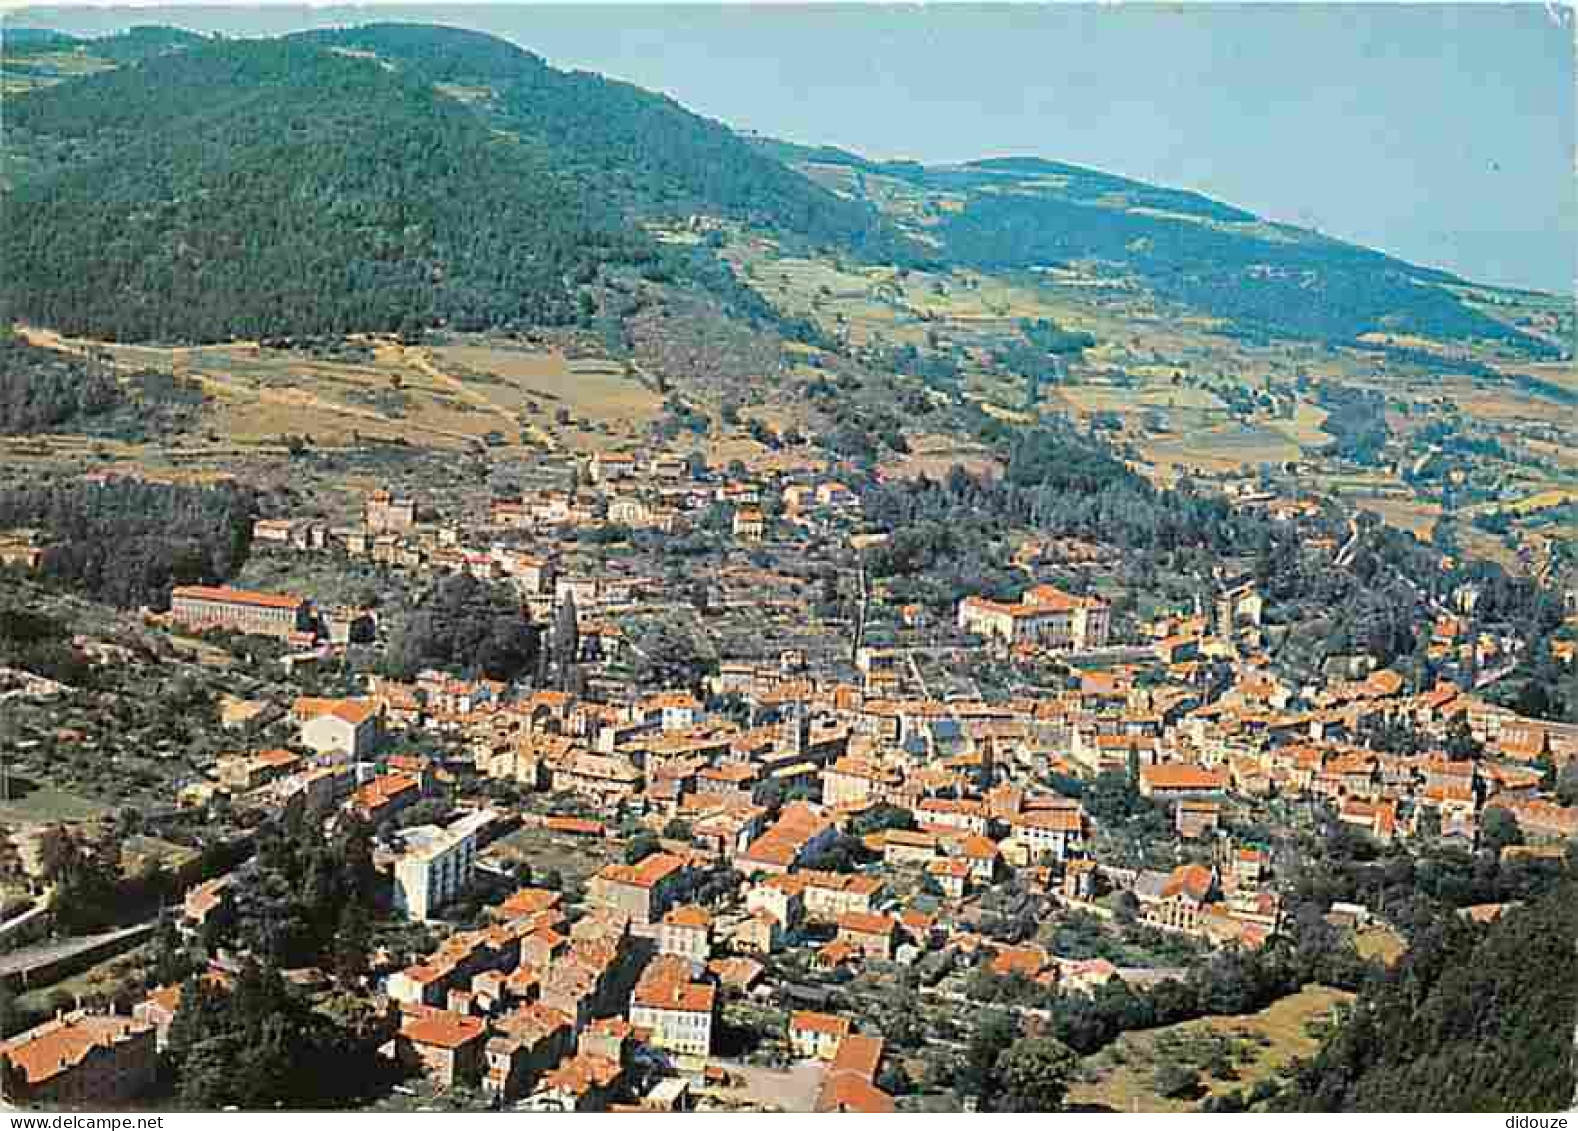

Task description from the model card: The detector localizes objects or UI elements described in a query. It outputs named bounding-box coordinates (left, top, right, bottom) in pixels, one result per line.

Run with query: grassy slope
left=1068, top=984, right=1355, bottom=1112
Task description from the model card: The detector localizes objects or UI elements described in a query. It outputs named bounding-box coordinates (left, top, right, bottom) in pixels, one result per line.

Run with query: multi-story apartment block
left=393, top=811, right=494, bottom=921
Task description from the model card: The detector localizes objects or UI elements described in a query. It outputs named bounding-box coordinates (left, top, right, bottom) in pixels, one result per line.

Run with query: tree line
left=384, top=572, right=540, bottom=684
left=1274, top=878, right=1576, bottom=1111
left=0, top=476, right=254, bottom=609
left=0, top=332, right=122, bottom=434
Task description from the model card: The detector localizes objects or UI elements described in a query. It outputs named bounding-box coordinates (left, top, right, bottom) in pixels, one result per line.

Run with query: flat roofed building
left=393, top=811, right=495, bottom=921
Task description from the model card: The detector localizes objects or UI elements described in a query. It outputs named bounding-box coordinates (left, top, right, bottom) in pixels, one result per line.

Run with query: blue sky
left=7, top=3, right=1575, bottom=292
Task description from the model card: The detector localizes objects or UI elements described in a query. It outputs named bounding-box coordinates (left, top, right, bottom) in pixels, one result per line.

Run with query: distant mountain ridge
left=755, top=141, right=1550, bottom=352
left=0, top=21, right=1555, bottom=355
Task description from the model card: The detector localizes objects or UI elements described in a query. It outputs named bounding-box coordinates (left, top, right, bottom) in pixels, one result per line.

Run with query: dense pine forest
left=2, top=39, right=655, bottom=341
left=0, top=25, right=915, bottom=344
left=0, top=330, right=122, bottom=432
left=5, top=23, right=1543, bottom=351
left=292, top=23, right=920, bottom=261
left=0, top=477, right=254, bottom=608
left=1276, top=879, right=1577, bottom=1111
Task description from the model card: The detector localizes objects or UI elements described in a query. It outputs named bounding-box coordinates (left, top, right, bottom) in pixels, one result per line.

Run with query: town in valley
left=0, top=15, right=1573, bottom=1116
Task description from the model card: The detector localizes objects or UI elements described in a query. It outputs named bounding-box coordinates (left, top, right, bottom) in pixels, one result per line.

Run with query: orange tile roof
left=499, top=887, right=562, bottom=918
left=830, top=1033, right=885, bottom=1081
left=663, top=904, right=711, bottom=929
left=1141, top=763, right=1227, bottom=791
left=836, top=911, right=894, bottom=937
left=759, top=873, right=810, bottom=895
left=545, top=816, right=604, bottom=836
left=1, top=1014, right=153, bottom=1085
left=708, top=956, right=765, bottom=989
left=790, top=1010, right=851, bottom=1037
left=402, top=1011, right=486, bottom=1049
left=295, top=696, right=379, bottom=726
left=957, top=834, right=1000, bottom=859
left=699, top=763, right=757, bottom=783
left=353, top=771, right=420, bottom=811
left=172, top=584, right=304, bottom=610
left=495, top=1002, right=570, bottom=1044
left=597, top=852, right=686, bottom=890
left=631, top=979, right=715, bottom=1014
left=1018, top=809, right=1084, bottom=833
left=543, top=1051, right=621, bottom=1095
left=1161, top=863, right=1215, bottom=901
left=816, top=1073, right=896, bottom=1113
left=990, top=946, right=1050, bottom=978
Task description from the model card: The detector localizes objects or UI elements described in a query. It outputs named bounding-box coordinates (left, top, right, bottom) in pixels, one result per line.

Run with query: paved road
left=0, top=922, right=155, bottom=985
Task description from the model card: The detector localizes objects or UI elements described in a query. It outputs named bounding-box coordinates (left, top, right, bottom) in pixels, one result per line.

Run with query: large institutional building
left=169, top=585, right=310, bottom=639
left=957, top=584, right=1111, bottom=651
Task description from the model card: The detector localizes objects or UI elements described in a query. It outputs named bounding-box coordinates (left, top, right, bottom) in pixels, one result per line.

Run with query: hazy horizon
left=6, top=3, right=1574, bottom=294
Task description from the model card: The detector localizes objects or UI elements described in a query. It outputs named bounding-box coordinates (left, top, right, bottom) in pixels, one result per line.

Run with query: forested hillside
left=0, top=24, right=203, bottom=61
left=773, top=148, right=1555, bottom=353
left=0, top=330, right=123, bottom=433
left=289, top=24, right=917, bottom=260
left=2, top=22, right=1555, bottom=353
left=1, top=37, right=666, bottom=342
left=934, top=189, right=1535, bottom=349
left=1276, top=880, right=1577, bottom=1111
left=1, top=24, right=916, bottom=343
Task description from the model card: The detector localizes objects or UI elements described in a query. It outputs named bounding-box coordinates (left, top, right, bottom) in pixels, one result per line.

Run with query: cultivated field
left=13, top=326, right=659, bottom=455
left=431, top=340, right=665, bottom=450
left=1350, top=496, right=1442, bottom=541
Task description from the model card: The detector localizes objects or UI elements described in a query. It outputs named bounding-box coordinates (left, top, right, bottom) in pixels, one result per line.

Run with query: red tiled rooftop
left=597, top=852, right=686, bottom=889
left=836, top=911, right=894, bottom=937
left=790, top=1010, right=851, bottom=1036
left=172, top=584, right=304, bottom=611
left=1140, top=763, right=1227, bottom=790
